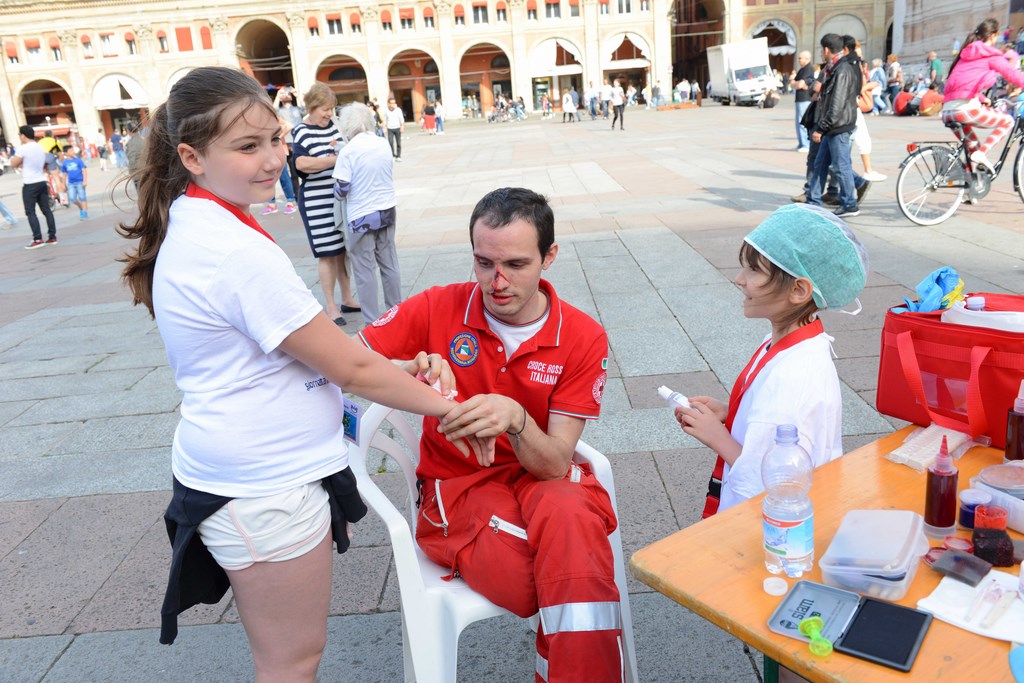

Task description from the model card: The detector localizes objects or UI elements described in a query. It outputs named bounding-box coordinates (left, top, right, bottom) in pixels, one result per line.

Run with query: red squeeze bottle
left=924, top=435, right=959, bottom=539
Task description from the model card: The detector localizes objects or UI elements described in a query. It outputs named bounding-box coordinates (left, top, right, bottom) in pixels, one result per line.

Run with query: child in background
left=118, top=66, right=488, bottom=681
left=674, top=204, right=868, bottom=516
left=60, top=147, right=89, bottom=219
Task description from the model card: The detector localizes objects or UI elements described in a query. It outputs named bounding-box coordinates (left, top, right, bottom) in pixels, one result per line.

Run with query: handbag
left=876, top=293, right=1024, bottom=448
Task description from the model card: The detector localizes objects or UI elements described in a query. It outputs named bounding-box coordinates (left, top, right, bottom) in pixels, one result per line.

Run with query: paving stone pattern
left=1, top=102, right=1022, bottom=681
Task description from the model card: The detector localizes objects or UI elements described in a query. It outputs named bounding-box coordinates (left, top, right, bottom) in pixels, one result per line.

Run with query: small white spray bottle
left=657, top=386, right=690, bottom=410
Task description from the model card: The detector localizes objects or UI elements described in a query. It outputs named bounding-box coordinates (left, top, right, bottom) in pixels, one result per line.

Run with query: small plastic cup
left=974, top=504, right=1008, bottom=530
left=959, top=488, right=992, bottom=529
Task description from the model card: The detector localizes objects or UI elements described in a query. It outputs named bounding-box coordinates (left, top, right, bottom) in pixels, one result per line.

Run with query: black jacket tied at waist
left=159, top=468, right=367, bottom=645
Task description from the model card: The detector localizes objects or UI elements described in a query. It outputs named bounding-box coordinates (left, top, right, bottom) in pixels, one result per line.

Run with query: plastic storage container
left=819, top=510, right=930, bottom=600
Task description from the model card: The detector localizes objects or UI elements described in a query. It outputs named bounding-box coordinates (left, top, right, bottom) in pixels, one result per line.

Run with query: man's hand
left=401, top=351, right=456, bottom=397
left=811, top=131, right=822, bottom=143
left=438, top=394, right=521, bottom=467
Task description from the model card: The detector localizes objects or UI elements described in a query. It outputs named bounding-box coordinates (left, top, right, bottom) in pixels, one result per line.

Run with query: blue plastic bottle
left=762, top=425, right=815, bottom=577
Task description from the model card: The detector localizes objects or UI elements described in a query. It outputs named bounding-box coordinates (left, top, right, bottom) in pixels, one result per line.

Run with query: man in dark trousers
left=806, top=33, right=868, bottom=218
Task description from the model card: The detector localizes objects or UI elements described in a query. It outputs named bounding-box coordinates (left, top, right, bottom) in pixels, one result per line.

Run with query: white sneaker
left=970, top=150, right=995, bottom=174
left=862, top=171, right=887, bottom=182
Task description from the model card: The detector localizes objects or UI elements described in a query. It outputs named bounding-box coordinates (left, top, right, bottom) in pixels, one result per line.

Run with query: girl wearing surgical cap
left=675, top=204, right=869, bottom=515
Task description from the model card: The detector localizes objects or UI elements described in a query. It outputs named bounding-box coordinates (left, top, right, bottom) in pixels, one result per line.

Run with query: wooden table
left=630, top=427, right=1022, bottom=682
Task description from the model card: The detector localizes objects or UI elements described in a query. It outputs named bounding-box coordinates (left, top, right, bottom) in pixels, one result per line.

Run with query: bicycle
left=895, top=98, right=1024, bottom=225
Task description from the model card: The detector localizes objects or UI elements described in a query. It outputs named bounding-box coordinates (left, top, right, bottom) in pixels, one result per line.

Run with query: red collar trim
left=724, top=318, right=825, bottom=431
left=185, top=182, right=275, bottom=243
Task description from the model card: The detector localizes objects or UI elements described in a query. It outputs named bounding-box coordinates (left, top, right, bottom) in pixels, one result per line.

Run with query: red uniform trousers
left=417, top=462, right=623, bottom=683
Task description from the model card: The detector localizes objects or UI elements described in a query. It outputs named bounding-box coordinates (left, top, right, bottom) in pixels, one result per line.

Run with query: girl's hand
left=675, top=403, right=733, bottom=453
left=688, top=395, right=727, bottom=422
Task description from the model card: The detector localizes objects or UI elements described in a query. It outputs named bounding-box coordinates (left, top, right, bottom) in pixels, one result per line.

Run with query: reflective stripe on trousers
left=539, top=601, right=621, bottom=635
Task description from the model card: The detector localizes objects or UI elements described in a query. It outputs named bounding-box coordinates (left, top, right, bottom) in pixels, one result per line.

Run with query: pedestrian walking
left=384, top=98, right=404, bottom=161
left=291, top=82, right=361, bottom=325
left=332, top=103, right=402, bottom=325
left=610, top=79, right=626, bottom=130
left=10, top=124, right=57, bottom=248
left=793, top=51, right=815, bottom=151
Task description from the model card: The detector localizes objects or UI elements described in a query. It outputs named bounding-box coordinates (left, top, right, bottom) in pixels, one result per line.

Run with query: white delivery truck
left=706, top=38, right=773, bottom=106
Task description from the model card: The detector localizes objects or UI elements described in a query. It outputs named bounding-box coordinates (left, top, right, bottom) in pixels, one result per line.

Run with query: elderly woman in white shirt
left=332, top=104, right=402, bottom=325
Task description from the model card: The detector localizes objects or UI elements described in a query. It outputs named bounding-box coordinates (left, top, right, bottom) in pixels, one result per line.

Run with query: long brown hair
left=949, top=18, right=1000, bottom=75
left=117, top=67, right=274, bottom=316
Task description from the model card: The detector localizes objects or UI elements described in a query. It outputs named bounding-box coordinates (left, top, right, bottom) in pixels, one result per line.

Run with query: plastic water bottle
left=762, top=424, right=815, bottom=577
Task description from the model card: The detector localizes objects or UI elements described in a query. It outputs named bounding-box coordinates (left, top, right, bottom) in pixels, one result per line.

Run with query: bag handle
left=895, top=331, right=990, bottom=437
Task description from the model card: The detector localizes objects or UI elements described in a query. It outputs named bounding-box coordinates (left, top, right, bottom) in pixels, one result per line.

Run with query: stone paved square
left=2, top=102, right=1022, bottom=681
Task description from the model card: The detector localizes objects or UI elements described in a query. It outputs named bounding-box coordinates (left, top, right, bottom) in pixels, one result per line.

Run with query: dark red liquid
left=1006, top=410, right=1024, bottom=461
left=924, top=470, right=958, bottom=529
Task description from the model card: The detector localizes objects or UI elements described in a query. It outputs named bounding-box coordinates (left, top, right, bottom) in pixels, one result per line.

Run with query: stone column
left=435, top=1, right=462, bottom=114
left=508, top=0, right=530, bottom=106
left=0, top=58, right=20, bottom=144
left=286, top=12, right=311, bottom=93
left=58, top=29, right=101, bottom=141
left=130, top=24, right=163, bottom=111
left=651, top=0, right=673, bottom=95
left=800, top=1, right=817, bottom=54
left=582, top=0, right=601, bottom=86
left=723, top=0, right=744, bottom=43
left=360, top=6, right=389, bottom=100
left=210, top=16, right=235, bottom=68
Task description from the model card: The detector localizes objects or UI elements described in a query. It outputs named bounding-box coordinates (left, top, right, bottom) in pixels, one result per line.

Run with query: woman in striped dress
left=292, top=82, right=360, bottom=326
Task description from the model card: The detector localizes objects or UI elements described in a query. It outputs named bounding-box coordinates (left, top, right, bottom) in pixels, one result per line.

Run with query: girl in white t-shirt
left=118, top=67, right=489, bottom=681
left=672, top=204, right=869, bottom=516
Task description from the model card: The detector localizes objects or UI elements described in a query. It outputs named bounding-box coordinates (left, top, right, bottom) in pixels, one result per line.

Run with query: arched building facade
left=0, top=0, right=672, bottom=143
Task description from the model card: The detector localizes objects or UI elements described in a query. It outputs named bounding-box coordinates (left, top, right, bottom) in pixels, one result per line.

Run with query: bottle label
left=763, top=512, right=814, bottom=558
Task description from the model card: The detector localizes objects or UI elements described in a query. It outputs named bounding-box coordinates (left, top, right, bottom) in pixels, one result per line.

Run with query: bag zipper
left=489, top=514, right=528, bottom=540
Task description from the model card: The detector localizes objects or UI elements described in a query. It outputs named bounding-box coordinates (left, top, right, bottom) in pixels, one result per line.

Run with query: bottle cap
left=965, top=296, right=986, bottom=311
left=657, top=386, right=672, bottom=401
left=774, top=424, right=799, bottom=445
left=959, top=488, right=992, bottom=507
left=933, top=435, right=955, bottom=474
left=1015, top=379, right=1024, bottom=413
left=763, top=577, right=788, bottom=596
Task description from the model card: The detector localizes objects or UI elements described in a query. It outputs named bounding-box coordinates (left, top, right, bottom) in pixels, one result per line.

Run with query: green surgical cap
left=744, top=204, right=869, bottom=310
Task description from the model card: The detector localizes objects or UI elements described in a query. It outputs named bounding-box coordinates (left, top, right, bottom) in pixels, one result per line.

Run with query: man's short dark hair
left=820, top=34, right=843, bottom=54
left=19, top=124, right=34, bottom=139
left=469, top=187, right=555, bottom=257
left=842, top=35, right=857, bottom=52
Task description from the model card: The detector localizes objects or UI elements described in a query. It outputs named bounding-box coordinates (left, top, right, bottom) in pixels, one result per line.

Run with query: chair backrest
left=358, top=402, right=421, bottom=526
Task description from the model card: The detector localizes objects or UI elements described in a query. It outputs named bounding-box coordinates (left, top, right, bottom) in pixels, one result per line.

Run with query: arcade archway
left=20, top=79, right=76, bottom=141
left=235, top=19, right=294, bottom=88
left=388, top=49, right=440, bottom=121
left=750, top=19, right=796, bottom=77
left=672, top=0, right=724, bottom=88
left=315, top=54, right=369, bottom=104
left=460, top=43, right=512, bottom=117
left=603, top=33, right=651, bottom=102
left=529, top=38, right=584, bottom=110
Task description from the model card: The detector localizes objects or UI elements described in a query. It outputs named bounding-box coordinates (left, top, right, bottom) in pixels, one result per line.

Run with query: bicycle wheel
left=1014, top=142, right=1024, bottom=205
left=896, top=146, right=966, bottom=226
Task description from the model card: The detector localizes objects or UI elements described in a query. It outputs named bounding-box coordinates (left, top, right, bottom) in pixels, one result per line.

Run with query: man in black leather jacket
left=807, top=33, right=865, bottom=217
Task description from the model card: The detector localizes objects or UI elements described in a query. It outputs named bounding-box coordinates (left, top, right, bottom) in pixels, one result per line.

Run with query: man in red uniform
left=359, top=187, right=622, bottom=683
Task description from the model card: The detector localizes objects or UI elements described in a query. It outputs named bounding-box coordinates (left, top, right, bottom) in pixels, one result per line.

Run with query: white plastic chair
left=348, top=403, right=639, bottom=683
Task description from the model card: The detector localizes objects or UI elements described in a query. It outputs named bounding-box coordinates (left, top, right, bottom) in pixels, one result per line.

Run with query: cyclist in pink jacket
left=941, top=18, right=1024, bottom=173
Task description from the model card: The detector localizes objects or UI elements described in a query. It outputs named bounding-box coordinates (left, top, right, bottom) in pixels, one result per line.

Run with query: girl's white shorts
left=198, top=482, right=331, bottom=570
